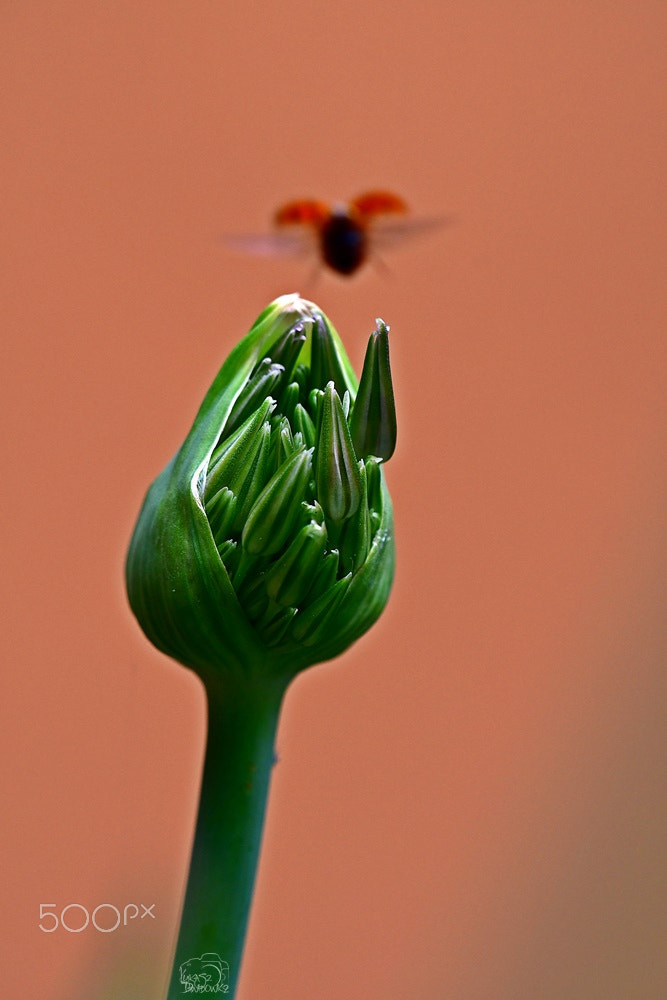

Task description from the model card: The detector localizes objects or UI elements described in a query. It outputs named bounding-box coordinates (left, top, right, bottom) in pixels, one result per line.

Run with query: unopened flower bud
left=315, top=381, right=362, bottom=523
left=126, top=294, right=396, bottom=680
left=349, top=318, right=397, bottom=462
left=241, top=447, right=314, bottom=556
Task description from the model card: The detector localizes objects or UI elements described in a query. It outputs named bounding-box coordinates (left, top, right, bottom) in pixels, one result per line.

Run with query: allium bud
left=126, top=294, right=396, bottom=682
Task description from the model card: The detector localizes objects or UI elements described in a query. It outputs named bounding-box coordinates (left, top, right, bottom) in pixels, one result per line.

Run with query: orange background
left=2, top=3, right=665, bottom=998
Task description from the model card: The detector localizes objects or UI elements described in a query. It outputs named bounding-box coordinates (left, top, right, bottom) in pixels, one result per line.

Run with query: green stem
left=167, top=675, right=287, bottom=998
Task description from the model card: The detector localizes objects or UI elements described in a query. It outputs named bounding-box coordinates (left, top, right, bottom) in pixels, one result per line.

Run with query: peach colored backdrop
left=2, top=3, right=665, bottom=998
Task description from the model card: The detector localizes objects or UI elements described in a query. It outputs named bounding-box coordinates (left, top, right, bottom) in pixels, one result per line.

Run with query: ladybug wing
left=350, top=190, right=409, bottom=218
left=274, top=199, right=330, bottom=227
left=370, top=214, right=455, bottom=251
left=223, top=228, right=315, bottom=258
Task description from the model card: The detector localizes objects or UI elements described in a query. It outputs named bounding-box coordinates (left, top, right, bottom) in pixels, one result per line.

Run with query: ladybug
left=226, top=190, right=448, bottom=277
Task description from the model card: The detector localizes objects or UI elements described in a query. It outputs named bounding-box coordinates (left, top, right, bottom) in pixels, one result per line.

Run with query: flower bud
left=264, top=521, right=328, bottom=607
left=241, top=447, right=314, bottom=556
left=315, top=382, right=362, bottom=523
left=125, top=295, right=396, bottom=681
left=349, top=319, right=397, bottom=462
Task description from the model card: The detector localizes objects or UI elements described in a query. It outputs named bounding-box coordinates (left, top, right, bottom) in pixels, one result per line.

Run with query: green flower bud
left=206, top=397, right=275, bottom=499
left=224, top=359, right=284, bottom=436
left=339, top=460, right=372, bottom=575
left=315, top=381, right=362, bottom=524
left=292, top=402, right=316, bottom=448
left=349, top=318, right=397, bottom=462
left=241, top=447, right=314, bottom=556
left=264, top=520, right=328, bottom=607
left=309, top=313, right=350, bottom=397
left=125, top=294, right=396, bottom=682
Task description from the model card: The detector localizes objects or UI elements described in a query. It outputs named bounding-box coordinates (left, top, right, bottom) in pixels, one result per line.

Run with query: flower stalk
left=170, top=678, right=284, bottom=998
left=126, top=295, right=397, bottom=998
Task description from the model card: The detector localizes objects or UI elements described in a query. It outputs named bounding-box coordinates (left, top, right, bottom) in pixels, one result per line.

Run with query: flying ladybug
left=225, top=190, right=449, bottom=277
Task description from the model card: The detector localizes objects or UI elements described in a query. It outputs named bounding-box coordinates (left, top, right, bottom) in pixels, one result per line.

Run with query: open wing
left=370, top=214, right=455, bottom=251
left=223, top=228, right=316, bottom=258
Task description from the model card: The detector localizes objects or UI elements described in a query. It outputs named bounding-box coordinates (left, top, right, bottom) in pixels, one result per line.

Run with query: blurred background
left=1, top=2, right=665, bottom=997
